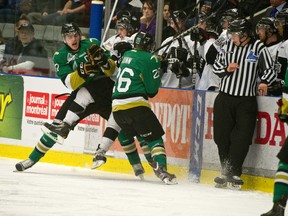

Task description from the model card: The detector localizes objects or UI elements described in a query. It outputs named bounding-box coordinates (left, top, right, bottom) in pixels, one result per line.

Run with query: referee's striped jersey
left=213, top=39, right=277, bottom=96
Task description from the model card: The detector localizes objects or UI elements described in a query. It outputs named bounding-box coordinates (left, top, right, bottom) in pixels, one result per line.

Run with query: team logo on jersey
left=67, top=53, right=76, bottom=63
left=246, top=50, right=258, bottom=63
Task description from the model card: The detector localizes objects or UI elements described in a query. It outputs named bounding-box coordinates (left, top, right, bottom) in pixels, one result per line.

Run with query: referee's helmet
left=277, top=8, right=288, bottom=39
left=228, top=18, right=253, bottom=38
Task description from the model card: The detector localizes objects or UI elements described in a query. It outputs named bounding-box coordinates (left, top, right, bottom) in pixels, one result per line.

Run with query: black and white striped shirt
left=213, top=39, right=277, bottom=96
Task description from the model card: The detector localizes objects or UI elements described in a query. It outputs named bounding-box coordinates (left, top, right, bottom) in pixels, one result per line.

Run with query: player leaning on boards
left=15, top=23, right=146, bottom=177
left=261, top=8, right=288, bottom=216
left=212, top=18, right=277, bottom=190
left=111, top=31, right=177, bottom=185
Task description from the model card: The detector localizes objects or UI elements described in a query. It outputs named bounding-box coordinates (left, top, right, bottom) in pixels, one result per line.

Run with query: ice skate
left=41, top=121, right=70, bottom=144
left=91, top=148, right=107, bottom=169
left=226, top=176, right=243, bottom=190
left=15, top=158, right=35, bottom=171
left=132, top=163, right=145, bottom=180
left=214, top=175, right=227, bottom=188
left=261, top=202, right=285, bottom=216
left=149, top=161, right=177, bottom=185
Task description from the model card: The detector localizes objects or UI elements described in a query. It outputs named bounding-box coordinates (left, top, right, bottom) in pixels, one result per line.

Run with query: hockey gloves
left=88, top=44, right=108, bottom=67
left=190, top=27, right=209, bottom=45
left=169, top=47, right=189, bottom=78
left=171, top=61, right=190, bottom=78
left=277, top=98, right=288, bottom=123
left=78, top=61, right=99, bottom=78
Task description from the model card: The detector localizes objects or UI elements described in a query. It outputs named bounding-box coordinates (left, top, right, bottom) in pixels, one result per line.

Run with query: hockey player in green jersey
left=15, top=23, right=147, bottom=177
left=261, top=10, right=288, bottom=216
left=112, top=31, right=177, bottom=185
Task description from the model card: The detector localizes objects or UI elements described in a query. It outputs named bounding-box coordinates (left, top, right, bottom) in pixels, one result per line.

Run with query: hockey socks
left=273, top=161, right=288, bottom=205
left=28, top=134, right=56, bottom=162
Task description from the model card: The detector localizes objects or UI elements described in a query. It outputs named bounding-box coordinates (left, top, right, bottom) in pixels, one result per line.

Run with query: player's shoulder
left=53, top=46, right=69, bottom=63
left=81, top=38, right=101, bottom=47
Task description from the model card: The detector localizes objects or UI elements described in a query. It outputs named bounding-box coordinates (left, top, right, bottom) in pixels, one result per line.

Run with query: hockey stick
left=101, top=0, right=119, bottom=46
left=153, top=2, right=226, bottom=54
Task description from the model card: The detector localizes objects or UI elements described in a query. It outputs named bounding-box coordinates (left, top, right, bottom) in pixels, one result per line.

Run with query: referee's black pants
left=213, top=92, right=257, bottom=177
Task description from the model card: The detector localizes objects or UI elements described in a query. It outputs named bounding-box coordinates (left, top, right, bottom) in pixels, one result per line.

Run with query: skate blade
left=163, top=178, right=178, bottom=185
left=138, top=174, right=145, bottom=180
left=215, top=183, right=227, bottom=189
left=91, top=160, right=106, bottom=169
left=227, top=182, right=242, bottom=190
left=41, top=126, right=64, bottom=145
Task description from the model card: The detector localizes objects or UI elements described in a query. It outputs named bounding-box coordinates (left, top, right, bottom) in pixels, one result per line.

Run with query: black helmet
left=171, top=10, right=187, bottom=22
left=134, top=31, right=154, bottom=51
left=256, top=17, right=279, bottom=34
left=117, top=15, right=139, bottom=35
left=228, top=18, right=253, bottom=37
left=61, top=23, right=81, bottom=37
left=221, top=8, right=239, bottom=23
left=277, top=8, right=288, bottom=39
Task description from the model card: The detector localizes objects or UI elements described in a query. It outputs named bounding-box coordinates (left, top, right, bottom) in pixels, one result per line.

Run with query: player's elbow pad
left=65, top=70, right=86, bottom=90
left=101, top=59, right=116, bottom=76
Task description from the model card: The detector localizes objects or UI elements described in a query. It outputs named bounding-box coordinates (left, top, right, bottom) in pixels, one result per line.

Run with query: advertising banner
left=0, top=74, right=23, bottom=139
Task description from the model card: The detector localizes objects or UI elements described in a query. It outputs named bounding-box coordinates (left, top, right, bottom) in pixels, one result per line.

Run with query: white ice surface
left=0, top=157, right=283, bottom=216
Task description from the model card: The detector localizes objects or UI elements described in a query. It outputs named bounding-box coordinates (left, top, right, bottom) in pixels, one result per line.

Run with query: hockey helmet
left=170, top=10, right=187, bottom=22
left=117, top=15, right=139, bottom=35
left=134, top=31, right=154, bottom=51
left=277, top=8, right=288, bottom=39
left=61, top=23, right=82, bottom=37
left=256, top=17, right=279, bottom=34
left=221, top=8, right=239, bottom=23
left=228, top=18, right=253, bottom=38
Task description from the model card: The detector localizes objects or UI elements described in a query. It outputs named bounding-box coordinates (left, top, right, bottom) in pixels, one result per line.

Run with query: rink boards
left=0, top=73, right=284, bottom=192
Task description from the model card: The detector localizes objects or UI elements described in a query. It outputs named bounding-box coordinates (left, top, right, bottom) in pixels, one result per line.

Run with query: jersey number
left=114, top=67, right=134, bottom=93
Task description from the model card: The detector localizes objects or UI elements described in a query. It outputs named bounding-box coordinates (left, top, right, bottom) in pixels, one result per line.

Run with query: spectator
left=163, top=1, right=170, bottom=27
left=3, top=14, right=31, bottom=57
left=27, top=0, right=66, bottom=25
left=256, top=16, right=287, bottom=96
left=266, top=0, right=288, bottom=17
left=0, top=29, right=5, bottom=62
left=162, top=1, right=175, bottom=41
left=41, top=0, right=91, bottom=27
left=0, top=0, right=32, bottom=23
left=1, top=23, right=50, bottom=76
left=139, top=0, right=157, bottom=39
left=213, top=18, right=277, bottom=190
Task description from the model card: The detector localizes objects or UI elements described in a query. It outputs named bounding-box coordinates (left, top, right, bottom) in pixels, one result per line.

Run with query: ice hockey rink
left=0, top=157, right=283, bottom=216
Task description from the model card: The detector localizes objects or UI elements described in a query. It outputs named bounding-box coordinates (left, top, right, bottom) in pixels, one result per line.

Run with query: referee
left=212, top=18, right=277, bottom=189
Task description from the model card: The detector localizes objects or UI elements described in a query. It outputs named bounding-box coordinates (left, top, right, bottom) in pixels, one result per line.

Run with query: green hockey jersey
left=112, top=49, right=161, bottom=111
left=53, top=38, right=110, bottom=90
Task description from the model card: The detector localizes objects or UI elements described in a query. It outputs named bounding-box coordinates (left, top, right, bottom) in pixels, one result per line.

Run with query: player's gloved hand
left=277, top=98, right=288, bottom=123
left=170, top=47, right=188, bottom=63
left=77, top=61, right=99, bottom=78
left=190, top=27, right=208, bottom=45
left=171, top=61, right=190, bottom=78
left=88, top=44, right=108, bottom=66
